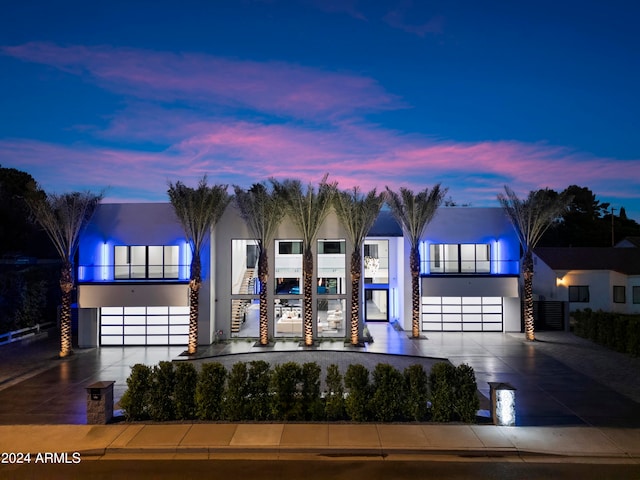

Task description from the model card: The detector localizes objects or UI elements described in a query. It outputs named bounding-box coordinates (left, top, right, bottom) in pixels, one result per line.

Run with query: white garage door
left=100, top=306, right=190, bottom=345
left=421, top=296, right=503, bottom=332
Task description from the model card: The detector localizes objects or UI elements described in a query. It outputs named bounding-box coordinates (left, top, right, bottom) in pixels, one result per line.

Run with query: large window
left=569, top=285, right=590, bottom=303
left=428, top=244, right=490, bottom=274
left=231, top=239, right=259, bottom=295
left=275, top=240, right=302, bottom=294
left=364, top=240, right=389, bottom=284
left=613, top=286, right=626, bottom=304
left=114, top=245, right=179, bottom=279
left=317, top=239, right=346, bottom=295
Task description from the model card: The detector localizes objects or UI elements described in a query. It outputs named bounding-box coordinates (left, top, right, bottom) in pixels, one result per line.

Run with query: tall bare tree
left=385, top=184, right=447, bottom=338
left=27, top=190, right=103, bottom=357
left=333, top=187, right=385, bottom=345
left=233, top=182, right=286, bottom=345
left=498, top=186, right=572, bottom=341
left=272, top=175, right=336, bottom=346
left=168, top=177, right=230, bottom=354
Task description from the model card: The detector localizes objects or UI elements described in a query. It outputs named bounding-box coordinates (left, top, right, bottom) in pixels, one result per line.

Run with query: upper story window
left=278, top=241, right=303, bottom=255
left=114, top=245, right=180, bottom=280
left=364, top=240, right=389, bottom=284
left=427, top=244, right=491, bottom=274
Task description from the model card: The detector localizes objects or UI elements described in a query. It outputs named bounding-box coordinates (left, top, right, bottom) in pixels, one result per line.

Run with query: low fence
left=0, top=322, right=56, bottom=346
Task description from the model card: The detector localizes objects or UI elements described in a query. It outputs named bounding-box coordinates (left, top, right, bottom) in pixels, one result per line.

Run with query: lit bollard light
left=489, top=382, right=517, bottom=426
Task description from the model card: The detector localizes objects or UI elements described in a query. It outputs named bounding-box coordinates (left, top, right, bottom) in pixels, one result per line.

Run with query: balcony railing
left=421, top=259, right=520, bottom=275
left=77, top=264, right=191, bottom=282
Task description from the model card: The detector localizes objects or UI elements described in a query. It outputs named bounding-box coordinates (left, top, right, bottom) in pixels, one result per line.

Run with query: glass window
left=428, top=243, right=491, bottom=274
left=275, top=240, right=302, bottom=294
left=613, top=286, right=626, bottom=303
left=634, top=286, right=640, bottom=304
left=364, top=240, right=389, bottom=284
left=317, top=298, right=345, bottom=337
left=569, top=285, right=590, bottom=303
left=232, top=239, right=259, bottom=294
left=113, top=245, right=180, bottom=280
left=274, top=299, right=302, bottom=337
left=318, top=239, right=345, bottom=294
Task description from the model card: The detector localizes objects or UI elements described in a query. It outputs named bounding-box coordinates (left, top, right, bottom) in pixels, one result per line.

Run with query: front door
left=365, top=288, right=388, bottom=322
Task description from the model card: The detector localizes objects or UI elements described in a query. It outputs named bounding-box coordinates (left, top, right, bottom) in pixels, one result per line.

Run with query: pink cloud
left=2, top=43, right=402, bottom=120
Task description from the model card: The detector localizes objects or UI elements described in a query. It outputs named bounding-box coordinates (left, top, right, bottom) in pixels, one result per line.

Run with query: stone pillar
left=86, top=381, right=115, bottom=424
left=489, top=382, right=517, bottom=426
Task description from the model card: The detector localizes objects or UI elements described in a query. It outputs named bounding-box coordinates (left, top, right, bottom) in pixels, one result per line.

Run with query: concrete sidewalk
left=0, top=423, right=639, bottom=463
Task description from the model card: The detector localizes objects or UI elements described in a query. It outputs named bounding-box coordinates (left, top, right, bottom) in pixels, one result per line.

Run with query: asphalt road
left=1, top=459, right=640, bottom=480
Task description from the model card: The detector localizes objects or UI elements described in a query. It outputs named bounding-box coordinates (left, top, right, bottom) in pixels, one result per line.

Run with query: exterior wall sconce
left=489, top=382, right=517, bottom=426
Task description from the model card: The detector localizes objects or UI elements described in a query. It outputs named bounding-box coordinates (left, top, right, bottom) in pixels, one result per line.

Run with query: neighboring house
left=615, top=237, right=640, bottom=248
left=533, top=247, right=640, bottom=315
left=76, top=204, right=522, bottom=348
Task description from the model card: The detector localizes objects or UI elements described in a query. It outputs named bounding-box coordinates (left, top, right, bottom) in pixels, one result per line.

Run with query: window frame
left=114, top=245, right=180, bottom=280
left=568, top=285, right=590, bottom=303
left=613, top=285, right=626, bottom=304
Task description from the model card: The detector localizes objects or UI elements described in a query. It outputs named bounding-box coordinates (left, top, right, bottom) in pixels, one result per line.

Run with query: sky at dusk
left=1, top=0, right=639, bottom=219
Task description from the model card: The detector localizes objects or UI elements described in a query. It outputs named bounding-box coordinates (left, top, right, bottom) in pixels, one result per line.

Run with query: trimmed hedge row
left=573, top=309, right=640, bottom=356
left=119, top=360, right=479, bottom=423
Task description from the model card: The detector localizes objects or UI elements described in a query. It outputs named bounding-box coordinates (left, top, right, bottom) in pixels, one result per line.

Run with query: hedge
left=121, top=360, right=480, bottom=423
left=573, top=309, right=640, bottom=356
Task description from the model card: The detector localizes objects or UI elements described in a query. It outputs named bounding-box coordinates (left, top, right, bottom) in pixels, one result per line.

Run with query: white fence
left=0, top=322, right=56, bottom=346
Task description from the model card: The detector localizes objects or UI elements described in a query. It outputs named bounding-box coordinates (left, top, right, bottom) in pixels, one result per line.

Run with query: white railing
left=0, top=322, right=56, bottom=346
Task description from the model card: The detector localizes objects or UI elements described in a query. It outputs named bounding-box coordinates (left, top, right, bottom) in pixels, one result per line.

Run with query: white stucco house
left=76, top=203, right=522, bottom=348
left=533, top=247, right=640, bottom=315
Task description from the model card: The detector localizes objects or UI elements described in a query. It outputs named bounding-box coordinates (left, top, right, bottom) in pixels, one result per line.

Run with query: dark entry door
left=365, top=288, right=388, bottom=322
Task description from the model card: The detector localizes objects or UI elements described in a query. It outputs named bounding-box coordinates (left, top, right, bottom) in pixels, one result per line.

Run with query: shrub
left=429, top=362, right=456, bottom=422
left=453, top=364, right=479, bottom=423
left=344, top=364, right=371, bottom=422
left=148, top=361, right=176, bottom=421
left=174, top=362, right=198, bottom=420
left=301, top=362, right=325, bottom=421
left=574, top=309, right=640, bottom=357
left=246, top=360, right=272, bottom=420
left=404, top=364, right=430, bottom=421
left=224, top=362, right=248, bottom=420
left=628, top=317, right=640, bottom=356
left=119, top=363, right=152, bottom=421
left=370, top=363, right=406, bottom=422
left=196, top=362, right=228, bottom=420
left=271, top=362, right=302, bottom=420
left=324, top=364, right=345, bottom=421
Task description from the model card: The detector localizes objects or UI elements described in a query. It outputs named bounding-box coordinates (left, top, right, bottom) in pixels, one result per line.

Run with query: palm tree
left=168, top=177, right=231, bottom=354
left=498, top=186, right=572, bottom=341
left=233, top=182, right=286, bottom=345
left=272, top=175, right=337, bottom=346
left=333, top=187, right=385, bottom=345
left=27, top=190, right=103, bottom=357
left=385, top=185, right=447, bottom=338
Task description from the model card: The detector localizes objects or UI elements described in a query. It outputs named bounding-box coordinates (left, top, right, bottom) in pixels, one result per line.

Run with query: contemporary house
left=76, top=203, right=522, bottom=348
left=533, top=247, right=640, bottom=315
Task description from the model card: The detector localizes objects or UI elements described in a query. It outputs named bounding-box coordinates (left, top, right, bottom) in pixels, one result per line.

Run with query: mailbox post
left=86, top=381, right=115, bottom=424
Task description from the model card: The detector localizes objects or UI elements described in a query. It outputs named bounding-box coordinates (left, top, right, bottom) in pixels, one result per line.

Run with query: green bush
left=370, top=363, right=406, bottom=422
left=574, top=309, right=640, bottom=356
left=224, top=362, right=248, bottom=420
left=246, top=360, right=272, bottom=421
left=344, top=364, right=371, bottom=422
left=271, top=362, right=302, bottom=420
left=628, top=317, right=640, bottom=356
left=404, top=364, right=430, bottom=421
left=301, top=362, right=325, bottom=420
left=453, top=364, right=479, bottom=423
left=148, top=361, right=176, bottom=421
left=174, top=362, right=198, bottom=420
left=429, top=362, right=456, bottom=422
left=196, top=362, right=228, bottom=420
left=119, top=363, right=152, bottom=421
left=324, top=364, right=345, bottom=421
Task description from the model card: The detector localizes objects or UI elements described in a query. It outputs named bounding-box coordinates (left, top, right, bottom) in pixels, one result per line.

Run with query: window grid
left=114, top=245, right=180, bottom=280
left=100, top=306, right=189, bottom=345
left=426, top=244, right=491, bottom=274
left=421, top=296, right=503, bottom=332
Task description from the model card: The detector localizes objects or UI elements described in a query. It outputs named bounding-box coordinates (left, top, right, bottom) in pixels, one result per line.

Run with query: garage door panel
left=422, top=296, right=503, bottom=332
left=100, top=306, right=189, bottom=346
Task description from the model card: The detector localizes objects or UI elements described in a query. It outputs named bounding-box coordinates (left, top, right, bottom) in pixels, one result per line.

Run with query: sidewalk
left=0, top=423, right=639, bottom=463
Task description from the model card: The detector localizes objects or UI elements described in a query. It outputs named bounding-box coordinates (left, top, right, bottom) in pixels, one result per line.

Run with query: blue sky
left=1, top=0, right=639, bottom=219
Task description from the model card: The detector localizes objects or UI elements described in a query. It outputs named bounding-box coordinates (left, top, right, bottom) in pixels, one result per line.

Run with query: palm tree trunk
left=258, top=247, right=269, bottom=345
left=59, top=260, right=74, bottom=357
left=523, top=249, right=535, bottom=341
left=350, top=250, right=361, bottom=345
left=188, top=254, right=201, bottom=354
left=410, top=246, right=421, bottom=338
left=303, top=248, right=314, bottom=346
